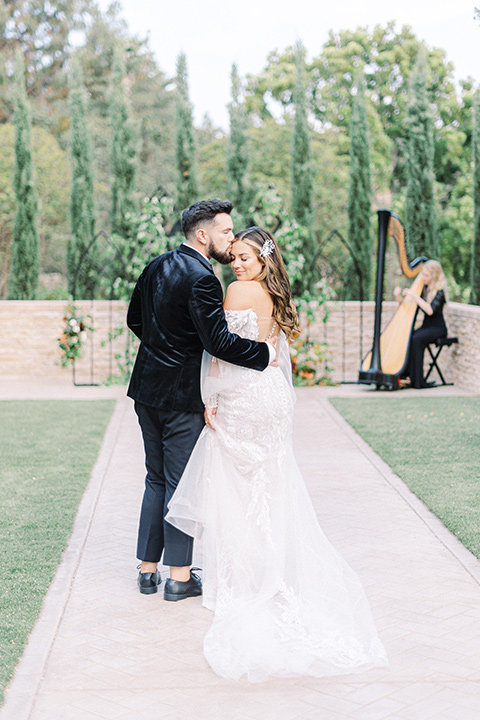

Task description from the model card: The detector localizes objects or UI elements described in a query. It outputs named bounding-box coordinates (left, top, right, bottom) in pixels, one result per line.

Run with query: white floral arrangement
left=58, top=304, right=92, bottom=366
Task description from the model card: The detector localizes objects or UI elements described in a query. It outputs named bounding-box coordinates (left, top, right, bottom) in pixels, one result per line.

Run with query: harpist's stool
left=424, top=337, right=458, bottom=386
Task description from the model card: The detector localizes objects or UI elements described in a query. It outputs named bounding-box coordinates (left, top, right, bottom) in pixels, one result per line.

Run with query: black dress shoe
left=164, top=569, right=202, bottom=602
left=137, top=569, right=162, bottom=595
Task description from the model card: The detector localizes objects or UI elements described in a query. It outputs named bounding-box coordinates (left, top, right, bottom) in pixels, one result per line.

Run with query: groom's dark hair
left=181, top=199, right=233, bottom=240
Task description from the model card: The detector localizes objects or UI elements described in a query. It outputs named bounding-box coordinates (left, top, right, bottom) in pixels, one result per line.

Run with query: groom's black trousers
left=134, top=401, right=204, bottom=567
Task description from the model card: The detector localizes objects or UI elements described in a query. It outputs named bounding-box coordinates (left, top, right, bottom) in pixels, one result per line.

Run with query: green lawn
left=330, top=396, right=480, bottom=560
left=0, top=399, right=116, bottom=705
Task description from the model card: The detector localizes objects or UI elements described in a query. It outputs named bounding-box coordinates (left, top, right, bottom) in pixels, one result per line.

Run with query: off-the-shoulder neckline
left=225, top=308, right=273, bottom=321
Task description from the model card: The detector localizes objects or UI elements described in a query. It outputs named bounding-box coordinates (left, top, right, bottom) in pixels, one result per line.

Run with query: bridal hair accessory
left=259, top=236, right=275, bottom=259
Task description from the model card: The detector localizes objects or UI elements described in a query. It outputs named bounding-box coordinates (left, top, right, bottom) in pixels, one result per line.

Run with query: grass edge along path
left=0, top=399, right=116, bottom=705
left=329, top=396, right=480, bottom=561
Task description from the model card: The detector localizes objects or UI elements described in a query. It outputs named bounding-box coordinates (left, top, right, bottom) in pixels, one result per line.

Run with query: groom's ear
left=195, top=227, right=208, bottom=247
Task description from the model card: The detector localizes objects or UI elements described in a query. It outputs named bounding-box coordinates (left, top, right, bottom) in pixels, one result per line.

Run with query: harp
left=358, top=210, right=427, bottom=390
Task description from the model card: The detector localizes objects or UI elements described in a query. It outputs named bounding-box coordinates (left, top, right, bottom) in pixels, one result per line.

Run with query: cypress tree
left=68, top=58, right=95, bottom=299
left=227, top=63, right=249, bottom=220
left=346, top=76, right=372, bottom=301
left=405, top=49, right=438, bottom=260
left=9, top=48, right=39, bottom=300
left=471, top=92, right=480, bottom=305
left=110, top=46, right=138, bottom=238
left=175, top=52, right=199, bottom=211
left=291, top=42, right=315, bottom=288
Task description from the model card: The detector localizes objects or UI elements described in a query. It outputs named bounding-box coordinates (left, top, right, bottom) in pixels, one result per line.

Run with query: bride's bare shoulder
left=224, top=281, right=268, bottom=311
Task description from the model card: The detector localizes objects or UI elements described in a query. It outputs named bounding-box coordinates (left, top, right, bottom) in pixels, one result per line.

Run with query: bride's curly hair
left=233, top=226, right=300, bottom=339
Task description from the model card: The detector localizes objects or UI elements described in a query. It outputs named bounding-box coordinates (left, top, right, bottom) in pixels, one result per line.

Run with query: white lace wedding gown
left=166, top=309, right=388, bottom=682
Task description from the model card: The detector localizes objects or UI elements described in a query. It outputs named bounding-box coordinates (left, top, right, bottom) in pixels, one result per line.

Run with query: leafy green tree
left=405, top=49, right=438, bottom=259
left=250, top=184, right=307, bottom=294
left=227, top=63, right=249, bottom=220
left=291, top=43, right=316, bottom=288
left=0, top=126, right=16, bottom=295
left=0, top=5, right=9, bottom=124
left=245, top=47, right=296, bottom=123
left=346, top=77, right=372, bottom=300
left=438, top=174, right=472, bottom=300
left=197, top=119, right=228, bottom=202
left=471, top=92, right=480, bottom=304
left=9, top=49, right=39, bottom=300
left=109, top=46, right=138, bottom=239
left=76, top=4, right=130, bottom=231
left=248, top=119, right=292, bottom=207
left=243, top=118, right=350, bottom=242
left=0, top=1, right=91, bottom=85
left=0, top=7, right=476, bottom=308
left=175, top=52, right=199, bottom=211
left=310, top=25, right=454, bottom=145
left=0, top=124, right=70, bottom=296
left=77, top=3, right=176, bottom=227
left=0, top=1, right=93, bottom=132
left=1, top=2, right=178, bottom=296
left=31, top=127, right=70, bottom=275
left=426, top=78, right=474, bottom=297
left=108, top=195, right=177, bottom=301
left=94, top=193, right=178, bottom=380
left=291, top=43, right=313, bottom=229
left=245, top=24, right=459, bottom=191
left=68, top=58, right=96, bottom=298
left=311, top=132, right=350, bottom=241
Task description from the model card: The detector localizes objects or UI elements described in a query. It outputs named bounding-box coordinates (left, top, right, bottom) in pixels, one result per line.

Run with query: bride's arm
left=201, top=348, right=220, bottom=429
left=205, top=281, right=276, bottom=429
left=203, top=282, right=248, bottom=430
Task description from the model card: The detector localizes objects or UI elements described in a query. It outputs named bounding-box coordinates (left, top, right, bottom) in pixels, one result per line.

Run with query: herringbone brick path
left=1, top=382, right=480, bottom=720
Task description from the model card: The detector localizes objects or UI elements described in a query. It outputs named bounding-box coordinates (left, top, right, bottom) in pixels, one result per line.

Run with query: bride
left=166, top=226, right=388, bottom=682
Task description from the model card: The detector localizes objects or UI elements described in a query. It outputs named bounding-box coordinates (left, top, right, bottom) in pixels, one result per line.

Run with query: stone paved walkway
left=1, top=380, right=480, bottom=720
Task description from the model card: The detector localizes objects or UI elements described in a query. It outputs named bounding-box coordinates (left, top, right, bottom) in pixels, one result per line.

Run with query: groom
left=127, top=199, right=275, bottom=600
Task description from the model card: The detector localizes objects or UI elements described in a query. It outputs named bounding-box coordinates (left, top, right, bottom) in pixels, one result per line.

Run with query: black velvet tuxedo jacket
left=126, top=243, right=270, bottom=412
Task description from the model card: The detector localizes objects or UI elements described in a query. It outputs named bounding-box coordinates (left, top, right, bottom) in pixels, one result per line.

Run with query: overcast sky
left=97, top=0, right=480, bottom=129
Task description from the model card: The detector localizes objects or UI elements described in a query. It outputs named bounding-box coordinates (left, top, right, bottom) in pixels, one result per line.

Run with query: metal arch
left=71, top=230, right=128, bottom=303
left=311, top=228, right=365, bottom=303
left=70, top=231, right=128, bottom=386
left=310, top=228, right=367, bottom=382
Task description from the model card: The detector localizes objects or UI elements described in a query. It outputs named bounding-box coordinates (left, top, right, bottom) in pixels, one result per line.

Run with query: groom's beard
left=207, top=238, right=233, bottom=265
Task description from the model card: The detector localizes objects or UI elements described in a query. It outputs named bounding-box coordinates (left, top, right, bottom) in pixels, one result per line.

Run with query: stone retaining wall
left=0, top=299, right=478, bottom=390
left=306, top=300, right=478, bottom=390
left=0, top=301, right=131, bottom=384
left=442, top=302, right=480, bottom=390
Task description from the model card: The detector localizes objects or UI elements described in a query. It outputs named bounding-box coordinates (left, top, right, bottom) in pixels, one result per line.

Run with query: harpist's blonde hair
left=423, top=260, right=448, bottom=303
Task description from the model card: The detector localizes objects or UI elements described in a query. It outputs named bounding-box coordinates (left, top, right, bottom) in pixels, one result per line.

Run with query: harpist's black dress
left=408, top=290, right=447, bottom=388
